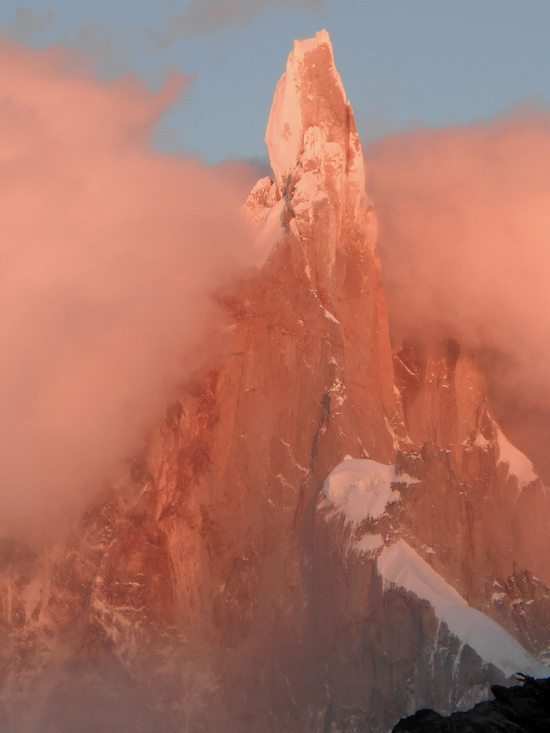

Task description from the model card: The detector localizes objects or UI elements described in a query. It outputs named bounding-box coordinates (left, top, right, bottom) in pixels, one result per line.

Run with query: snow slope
left=377, top=540, right=547, bottom=678
left=496, top=427, right=538, bottom=488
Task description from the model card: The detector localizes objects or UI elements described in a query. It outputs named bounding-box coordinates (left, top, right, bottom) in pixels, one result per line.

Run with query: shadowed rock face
left=393, top=676, right=550, bottom=732
left=0, top=30, right=549, bottom=733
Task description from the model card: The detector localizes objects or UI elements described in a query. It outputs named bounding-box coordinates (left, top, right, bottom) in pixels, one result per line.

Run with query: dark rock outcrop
left=393, top=675, right=550, bottom=732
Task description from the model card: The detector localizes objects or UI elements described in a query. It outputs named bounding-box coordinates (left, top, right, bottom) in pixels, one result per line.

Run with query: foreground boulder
left=393, top=675, right=550, bottom=732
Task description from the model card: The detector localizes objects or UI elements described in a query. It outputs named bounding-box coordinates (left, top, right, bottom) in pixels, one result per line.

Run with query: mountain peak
left=291, top=28, right=333, bottom=57
left=265, top=29, right=365, bottom=198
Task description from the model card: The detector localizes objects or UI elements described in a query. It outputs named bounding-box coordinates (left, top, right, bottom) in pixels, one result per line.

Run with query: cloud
left=366, top=108, right=550, bottom=477
left=0, top=39, right=258, bottom=539
left=0, top=6, right=143, bottom=79
left=153, top=0, right=325, bottom=47
left=0, top=4, right=55, bottom=42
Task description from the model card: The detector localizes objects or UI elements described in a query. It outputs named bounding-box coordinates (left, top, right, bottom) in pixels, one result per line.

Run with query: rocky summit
left=0, top=30, right=549, bottom=733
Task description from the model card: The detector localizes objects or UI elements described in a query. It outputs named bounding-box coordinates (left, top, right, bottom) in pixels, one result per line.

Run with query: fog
left=0, top=39, right=258, bottom=538
left=367, top=108, right=550, bottom=477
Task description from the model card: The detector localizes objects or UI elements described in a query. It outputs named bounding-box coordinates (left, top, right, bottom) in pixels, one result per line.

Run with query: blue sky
left=1, top=1, right=549, bottom=162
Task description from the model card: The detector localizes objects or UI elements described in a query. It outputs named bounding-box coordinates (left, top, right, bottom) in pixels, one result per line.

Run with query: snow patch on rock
left=377, top=540, right=547, bottom=678
left=496, top=427, right=538, bottom=488
left=473, top=432, right=491, bottom=449
left=323, top=458, right=417, bottom=525
left=322, top=306, right=340, bottom=324
left=355, top=533, right=384, bottom=555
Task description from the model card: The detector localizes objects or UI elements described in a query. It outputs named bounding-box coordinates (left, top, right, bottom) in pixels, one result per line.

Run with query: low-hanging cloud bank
left=367, top=109, right=550, bottom=476
left=0, top=39, right=258, bottom=538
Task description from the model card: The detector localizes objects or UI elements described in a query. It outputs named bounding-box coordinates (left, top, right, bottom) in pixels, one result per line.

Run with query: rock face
left=0, top=30, right=549, bottom=733
left=393, top=675, right=550, bottom=732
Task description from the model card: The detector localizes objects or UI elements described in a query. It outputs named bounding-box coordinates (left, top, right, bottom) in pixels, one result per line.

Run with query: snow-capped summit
left=249, top=30, right=377, bottom=301
left=264, top=29, right=366, bottom=215
left=265, top=29, right=360, bottom=184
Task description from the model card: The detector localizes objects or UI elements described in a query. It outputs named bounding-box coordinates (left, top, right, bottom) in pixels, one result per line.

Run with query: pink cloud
left=0, top=39, right=257, bottom=539
left=367, top=108, right=550, bottom=477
